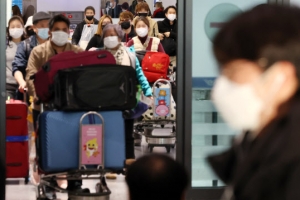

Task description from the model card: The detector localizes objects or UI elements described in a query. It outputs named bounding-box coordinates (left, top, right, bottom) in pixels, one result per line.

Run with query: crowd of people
left=7, top=2, right=300, bottom=200
left=5, top=2, right=177, bottom=198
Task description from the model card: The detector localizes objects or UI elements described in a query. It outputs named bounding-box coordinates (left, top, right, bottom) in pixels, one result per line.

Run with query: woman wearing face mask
left=152, top=1, right=165, bottom=18
left=127, top=17, right=165, bottom=53
left=157, top=6, right=177, bottom=66
left=86, top=15, right=113, bottom=51
left=132, top=2, right=160, bottom=38
left=6, top=16, right=25, bottom=99
left=101, top=24, right=152, bottom=160
left=119, top=11, right=136, bottom=44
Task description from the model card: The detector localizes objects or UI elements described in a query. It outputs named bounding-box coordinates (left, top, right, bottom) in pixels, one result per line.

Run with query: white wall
left=192, top=0, right=268, bottom=77
left=161, top=0, right=176, bottom=8
left=7, top=0, right=12, bottom=25
left=37, top=0, right=101, bottom=18
left=290, top=0, right=300, bottom=7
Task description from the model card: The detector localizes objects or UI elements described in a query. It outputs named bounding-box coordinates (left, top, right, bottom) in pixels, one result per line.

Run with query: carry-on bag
left=33, top=50, right=116, bottom=103
left=6, top=99, right=29, bottom=182
left=141, top=52, right=170, bottom=83
left=37, top=111, right=125, bottom=173
left=53, top=64, right=137, bottom=111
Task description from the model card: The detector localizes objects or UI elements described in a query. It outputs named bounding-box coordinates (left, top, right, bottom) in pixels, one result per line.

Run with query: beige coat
left=26, top=40, right=83, bottom=110
left=132, top=16, right=159, bottom=37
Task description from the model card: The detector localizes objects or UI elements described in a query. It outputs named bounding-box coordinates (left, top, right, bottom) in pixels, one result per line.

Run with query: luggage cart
left=135, top=79, right=176, bottom=153
left=36, top=112, right=112, bottom=200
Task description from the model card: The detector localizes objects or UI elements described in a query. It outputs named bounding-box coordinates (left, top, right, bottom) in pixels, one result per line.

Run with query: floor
left=6, top=128, right=176, bottom=200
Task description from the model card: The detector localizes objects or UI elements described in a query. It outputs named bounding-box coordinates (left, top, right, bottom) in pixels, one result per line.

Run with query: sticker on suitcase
left=81, top=125, right=103, bottom=165
left=154, top=88, right=171, bottom=117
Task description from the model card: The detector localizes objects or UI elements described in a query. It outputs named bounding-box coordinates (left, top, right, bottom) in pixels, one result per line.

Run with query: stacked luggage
left=32, top=50, right=137, bottom=199
left=6, top=99, right=29, bottom=183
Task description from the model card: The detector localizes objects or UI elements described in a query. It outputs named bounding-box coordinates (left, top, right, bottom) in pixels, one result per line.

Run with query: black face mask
left=26, top=28, right=35, bottom=37
left=138, top=13, right=148, bottom=17
left=86, top=15, right=94, bottom=21
left=121, top=21, right=131, bottom=30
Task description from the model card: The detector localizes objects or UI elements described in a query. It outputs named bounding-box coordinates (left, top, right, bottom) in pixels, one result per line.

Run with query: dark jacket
left=207, top=94, right=300, bottom=200
left=86, top=35, right=104, bottom=51
left=157, top=18, right=177, bottom=40
left=12, top=34, right=38, bottom=77
left=157, top=18, right=177, bottom=56
left=152, top=8, right=165, bottom=18
left=122, top=25, right=137, bottom=43
left=72, top=18, right=99, bottom=45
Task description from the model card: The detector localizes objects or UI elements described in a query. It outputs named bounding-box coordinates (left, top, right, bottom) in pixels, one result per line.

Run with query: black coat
left=157, top=18, right=177, bottom=40
left=72, top=18, right=99, bottom=45
left=85, top=34, right=103, bottom=51
left=122, top=25, right=136, bottom=43
left=207, top=94, right=300, bottom=200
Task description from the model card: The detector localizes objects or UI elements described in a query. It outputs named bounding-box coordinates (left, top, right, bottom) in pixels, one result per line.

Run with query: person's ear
left=261, top=62, right=298, bottom=105
left=33, top=25, right=38, bottom=33
left=48, top=29, right=52, bottom=38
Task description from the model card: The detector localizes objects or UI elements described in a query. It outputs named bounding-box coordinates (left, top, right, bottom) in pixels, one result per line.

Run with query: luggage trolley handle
left=79, top=112, right=105, bottom=170
left=153, top=79, right=172, bottom=99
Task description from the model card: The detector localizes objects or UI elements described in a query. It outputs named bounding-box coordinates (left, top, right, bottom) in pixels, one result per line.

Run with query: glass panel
left=191, top=0, right=268, bottom=188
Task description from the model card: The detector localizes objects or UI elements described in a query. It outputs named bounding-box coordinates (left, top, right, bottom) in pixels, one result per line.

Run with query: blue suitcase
left=38, top=111, right=125, bottom=173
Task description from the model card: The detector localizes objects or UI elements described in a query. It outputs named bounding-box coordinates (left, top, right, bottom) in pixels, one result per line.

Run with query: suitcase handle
left=6, top=116, right=22, bottom=120
left=97, top=54, right=107, bottom=59
left=129, top=78, right=134, bottom=97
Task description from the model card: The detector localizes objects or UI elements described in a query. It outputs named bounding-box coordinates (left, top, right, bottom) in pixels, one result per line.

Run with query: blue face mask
left=37, top=28, right=49, bottom=40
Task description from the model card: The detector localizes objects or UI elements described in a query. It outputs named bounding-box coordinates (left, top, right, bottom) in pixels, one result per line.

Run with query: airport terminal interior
left=1, top=0, right=298, bottom=200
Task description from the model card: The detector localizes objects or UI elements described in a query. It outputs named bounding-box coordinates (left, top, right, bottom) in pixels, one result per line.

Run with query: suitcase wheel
left=165, top=146, right=171, bottom=153
left=25, top=176, right=29, bottom=184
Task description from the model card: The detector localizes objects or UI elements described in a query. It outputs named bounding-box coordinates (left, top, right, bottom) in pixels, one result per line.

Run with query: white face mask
left=211, top=76, right=264, bottom=131
left=104, top=36, right=120, bottom=49
left=9, top=28, right=24, bottom=39
left=136, top=27, right=148, bottom=37
left=51, top=31, right=69, bottom=46
left=167, top=14, right=176, bottom=21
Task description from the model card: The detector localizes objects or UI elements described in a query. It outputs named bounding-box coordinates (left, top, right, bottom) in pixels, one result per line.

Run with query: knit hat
left=121, top=2, right=129, bottom=10
left=25, top=16, right=33, bottom=29
left=32, top=12, right=51, bottom=24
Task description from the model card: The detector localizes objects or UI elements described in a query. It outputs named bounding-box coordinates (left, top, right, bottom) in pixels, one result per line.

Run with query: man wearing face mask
left=12, top=11, right=51, bottom=99
left=72, top=6, right=99, bottom=46
left=26, top=14, right=85, bottom=199
left=119, top=11, right=136, bottom=44
left=207, top=5, right=300, bottom=200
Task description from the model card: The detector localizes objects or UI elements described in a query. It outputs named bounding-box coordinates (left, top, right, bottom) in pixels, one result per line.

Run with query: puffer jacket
left=126, top=46, right=152, bottom=97
left=12, top=34, right=38, bottom=77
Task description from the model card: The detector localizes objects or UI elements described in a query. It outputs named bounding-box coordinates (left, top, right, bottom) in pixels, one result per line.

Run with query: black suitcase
left=53, top=64, right=137, bottom=111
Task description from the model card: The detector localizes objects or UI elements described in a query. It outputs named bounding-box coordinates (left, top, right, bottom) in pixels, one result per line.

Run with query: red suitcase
left=6, top=99, right=29, bottom=183
left=33, top=50, right=116, bottom=102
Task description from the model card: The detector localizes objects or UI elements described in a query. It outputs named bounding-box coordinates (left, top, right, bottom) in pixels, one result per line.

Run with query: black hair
left=48, top=14, right=70, bottom=30
left=213, top=4, right=300, bottom=78
left=126, top=154, right=189, bottom=200
left=164, top=5, right=177, bottom=14
left=85, top=6, right=95, bottom=14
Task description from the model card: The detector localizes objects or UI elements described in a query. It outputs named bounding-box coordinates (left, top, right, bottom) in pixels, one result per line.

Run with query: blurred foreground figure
left=126, top=154, right=188, bottom=200
left=208, top=4, right=300, bottom=200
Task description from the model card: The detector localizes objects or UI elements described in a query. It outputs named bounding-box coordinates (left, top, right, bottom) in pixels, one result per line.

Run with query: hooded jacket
left=207, top=93, right=300, bottom=200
